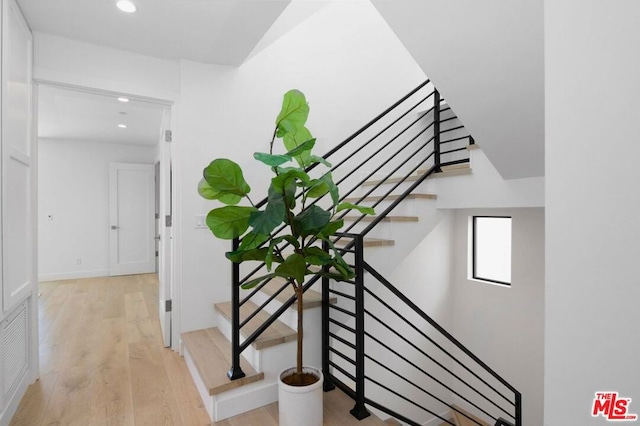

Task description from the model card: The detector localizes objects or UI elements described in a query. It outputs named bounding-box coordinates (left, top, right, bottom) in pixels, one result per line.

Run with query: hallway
left=9, top=274, right=210, bottom=426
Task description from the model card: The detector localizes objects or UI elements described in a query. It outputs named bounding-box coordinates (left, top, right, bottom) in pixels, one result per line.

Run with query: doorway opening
left=36, top=83, right=175, bottom=348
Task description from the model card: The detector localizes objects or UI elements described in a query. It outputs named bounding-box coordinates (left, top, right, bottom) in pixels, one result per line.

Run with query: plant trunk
left=297, top=285, right=303, bottom=375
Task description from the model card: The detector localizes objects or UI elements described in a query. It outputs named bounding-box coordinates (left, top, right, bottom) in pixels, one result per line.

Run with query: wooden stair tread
left=344, top=193, right=437, bottom=203
left=181, top=327, right=264, bottom=396
left=215, top=300, right=297, bottom=350
left=363, top=164, right=470, bottom=186
left=335, top=237, right=395, bottom=248
left=451, top=405, right=491, bottom=426
left=257, top=277, right=336, bottom=309
left=342, top=215, right=418, bottom=223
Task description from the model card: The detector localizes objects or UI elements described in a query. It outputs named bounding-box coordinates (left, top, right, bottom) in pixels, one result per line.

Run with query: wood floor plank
left=10, top=274, right=210, bottom=426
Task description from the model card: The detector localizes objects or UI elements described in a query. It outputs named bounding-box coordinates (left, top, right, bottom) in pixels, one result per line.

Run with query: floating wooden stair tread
left=215, top=300, right=297, bottom=350
left=181, top=327, right=264, bottom=396
left=257, top=277, right=336, bottom=309
left=363, top=164, right=470, bottom=186
left=342, top=215, right=419, bottom=223
left=334, top=237, right=395, bottom=248
left=383, top=418, right=402, bottom=425
left=343, top=193, right=437, bottom=203
left=451, top=405, right=491, bottom=426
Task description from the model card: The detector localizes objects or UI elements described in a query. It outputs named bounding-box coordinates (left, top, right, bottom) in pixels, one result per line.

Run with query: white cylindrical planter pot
left=278, top=366, right=323, bottom=426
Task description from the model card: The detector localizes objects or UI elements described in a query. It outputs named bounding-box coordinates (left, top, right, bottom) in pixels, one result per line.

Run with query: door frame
left=32, top=80, right=180, bottom=351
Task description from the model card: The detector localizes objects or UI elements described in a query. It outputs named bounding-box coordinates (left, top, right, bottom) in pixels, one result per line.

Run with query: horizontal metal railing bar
left=329, top=317, right=356, bottom=334
left=329, top=303, right=356, bottom=317
left=365, top=376, right=455, bottom=426
left=238, top=274, right=320, bottom=353
left=439, top=115, right=459, bottom=125
left=359, top=154, right=436, bottom=236
left=335, top=133, right=437, bottom=238
left=326, top=90, right=436, bottom=175
left=365, top=326, right=502, bottom=417
left=363, top=280, right=515, bottom=410
left=364, top=399, right=426, bottom=426
left=441, top=146, right=469, bottom=156
left=329, top=347, right=356, bottom=366
left=328, top=288, right=355, bottom=301
left=496, top=419, right=516, bottom=426
left=363, top=261, right=519, bottom=397
left=440, top=125, right=465, bottom=134
left=328, top=331, right=356, bottom=350
left=239, top=280, right=290, bottom=329
left=322, top=80, right=432, bottom=162
left=365, top=352, right=497, bottom=425
left=328, top=361, right=356, bottom=383
left=239, top=275, right=283, bottom=308
left=441, top=158, right=470, bottom=167
left=440, top=134, right=473, bottom=145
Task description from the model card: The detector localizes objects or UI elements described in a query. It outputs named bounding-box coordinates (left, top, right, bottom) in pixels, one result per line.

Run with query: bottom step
left=183, top=327, right=278, bottom=422
left=214, top=388, right=388, bottom=425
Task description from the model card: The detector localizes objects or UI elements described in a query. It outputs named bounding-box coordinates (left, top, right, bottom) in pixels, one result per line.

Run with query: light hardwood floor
left=10, top=274, right=211, bottom=426
left=9, top=274, right=392, bottom=426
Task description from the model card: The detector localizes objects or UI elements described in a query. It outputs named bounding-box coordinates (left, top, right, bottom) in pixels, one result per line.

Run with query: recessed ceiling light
left=116, top=0, right=137, bottom=13
left=118, top=97, right=130, bottom=103
left=118, top=124, right=127, bottom=128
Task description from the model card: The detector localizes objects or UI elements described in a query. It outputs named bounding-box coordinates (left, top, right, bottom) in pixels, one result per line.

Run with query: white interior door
left=109, top=163, right=155, bottom=276
left=157, top=109, right=172, bottom=347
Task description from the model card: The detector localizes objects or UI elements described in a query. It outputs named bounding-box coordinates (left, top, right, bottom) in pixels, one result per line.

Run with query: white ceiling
left=38, top=85, right=166, bottom=146
left=20, top=0, right=293, bottom=146
left=17, top=0, right=291, bottom=65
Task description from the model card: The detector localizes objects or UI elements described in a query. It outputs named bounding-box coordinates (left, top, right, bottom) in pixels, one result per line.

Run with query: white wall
left=451, top=208, right=544, bottom=426
left=38, top=138, right=156, bottom=281
left=33, top=32, right=179, bottom=102
left=545, top=1, right=640, bottom=425
left=435, top=149, right=544, bottom=209
left=371, top=0, right=545, bottom=180
left=176, top=0, right=427, bottom=333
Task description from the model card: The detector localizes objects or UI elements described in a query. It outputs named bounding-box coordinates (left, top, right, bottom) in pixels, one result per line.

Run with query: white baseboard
left=38, top=269, right=109, bottom=282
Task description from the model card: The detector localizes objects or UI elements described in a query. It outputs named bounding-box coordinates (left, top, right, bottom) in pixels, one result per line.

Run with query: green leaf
left=225, top=248, right=269, bottom=263
left=274, top=253, right=307, bottom=285
left=206, top=206, right=257, bottom=239
left=303, top=246, right=333, bottom=266
left=203, top=159, right=251, bottom=197
left=283, top=127, right=313, bottom=168
left=325, top=239, right=355, bottom=281
left=321, top=173, right=339, bottom=206
left=285, top=138, right=315, bottom=157
left=276, top=90, right=309, bottom=137
left=249, top=187, right=286, bottom=235
left=272, top=168, right=311, bottom=191
left=319, top=219, right=344, bottom=239
left=293, top=205, right=331, bottom=237
left=306, top=179, right=329, bottom=198
left=336, top=202, right=375, bottom=216
left=238, top=231, right=270, bottom=251
left=309, top=155, right=331, bottom=167
left=198, top=178, right=243, bottom=205
left=253, top=152, right=291, bottom=167
left=241, top=273, right=276, bottom=290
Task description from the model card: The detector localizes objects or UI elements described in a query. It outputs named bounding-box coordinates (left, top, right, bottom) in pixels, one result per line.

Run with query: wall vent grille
left=1, top=300, right=29, bottom=406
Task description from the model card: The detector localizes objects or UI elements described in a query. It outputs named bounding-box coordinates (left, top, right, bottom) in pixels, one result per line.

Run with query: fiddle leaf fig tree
left=199, top=90, right=373, bottom=385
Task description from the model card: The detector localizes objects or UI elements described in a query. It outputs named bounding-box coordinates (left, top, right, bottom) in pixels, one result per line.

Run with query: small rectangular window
left=472, top=216, right=511, bottom=285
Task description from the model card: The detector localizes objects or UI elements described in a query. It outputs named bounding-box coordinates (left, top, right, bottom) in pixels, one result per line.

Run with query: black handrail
left=321, top=231, right=522, bottom=426
left=224, top=80, right=520, bottom=426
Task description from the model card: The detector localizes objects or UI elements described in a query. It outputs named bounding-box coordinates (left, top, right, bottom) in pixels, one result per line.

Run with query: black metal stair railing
left=322, top=234, right=522, bottom=426
left=227, top=79, right=473, bottom=381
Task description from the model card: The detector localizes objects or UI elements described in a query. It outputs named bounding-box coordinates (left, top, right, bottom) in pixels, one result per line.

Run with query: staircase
left=183, top=81, right=521, bottom=426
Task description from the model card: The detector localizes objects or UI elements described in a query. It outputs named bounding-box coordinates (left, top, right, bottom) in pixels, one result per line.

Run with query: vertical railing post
left=515, top=392, right=522, bottom=426
left=321, top=239, right=335, bottom=392
left=350, top=234, right=370, bottom=420
left=434, top=89, right=442, bottom=172
left=227, top=237, right=246, bottom=380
